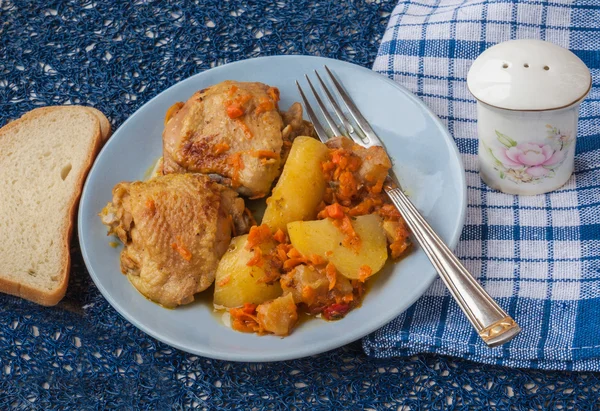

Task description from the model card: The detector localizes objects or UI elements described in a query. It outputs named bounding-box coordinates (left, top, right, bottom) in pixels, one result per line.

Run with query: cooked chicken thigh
left=162, top=80, right=313, bottom=198
left=100, top=173, right=252, bottom=308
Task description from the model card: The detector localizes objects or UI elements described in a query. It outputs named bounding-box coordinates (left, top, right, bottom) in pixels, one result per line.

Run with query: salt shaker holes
left=467, top=39, right=590, bottom=112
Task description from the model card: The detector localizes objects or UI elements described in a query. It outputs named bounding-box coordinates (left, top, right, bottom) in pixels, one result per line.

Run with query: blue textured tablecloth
left=1, top=1, right=599, bottom=409
left=363, top=0, right=600, bottom=372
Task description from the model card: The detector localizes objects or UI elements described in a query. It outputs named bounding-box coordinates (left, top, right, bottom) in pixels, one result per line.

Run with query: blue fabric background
left=363, top=0, right=600, bottom=372
left=1, top=1, right=599, bottom=409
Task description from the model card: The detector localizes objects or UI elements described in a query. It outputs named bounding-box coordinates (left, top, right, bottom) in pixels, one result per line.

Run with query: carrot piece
left=235, top=118, right=253, bottom=139
left=246, top=224, right=272, bottom=250
left=321, top=160, right=335, bottom=175
left=246, top=247, right=264, bottom=267
left=325, top=203, right=345, bottom=219
left=213, top=142, right=230, bottom=155
left=358, top=265, right=373, bottom=282
left=145, top=199, right=156, bottom=213
left=301, top=286, right=316, bottom=303
left=255, top=98, right=275, bottom=115
left=273, top=229, right=287, bottom=244
left=283, top=258, right=305, bottom=270
left=370, top=176, right=385, bottom=194
left=227, top=104, right=245, bottom=119
left=325, top=262, right=337, bottom=290
left=217, top=276, right=231, bottom=287
left=333, top=215, right=361, bottom=252
left=228, top=84, right=239, bottom=96
left=276, top=244, right=289, bottom=262
left=267, top=87, right=280, bottom=103
left=390, top=240, right=410, bottom=259
left=286, top=247, right=303, bottom=259
left=230, top=303, right=263, bottom=333
left=227, top=153, right=245, bottom=187
left=331, top=150, right=346, bottom=167
left=171, top=242, right=192, bottom=261
left=389, top=221, right=411, bottom=259
left=347, top=155, right=362, bottom=172
left=338, top=171, right=358, bottom=200
left=238, top=93, right=252, bottom=105
left=309, top=254, right=326, bottom=266
left=348, top=198, right=376, bottom=216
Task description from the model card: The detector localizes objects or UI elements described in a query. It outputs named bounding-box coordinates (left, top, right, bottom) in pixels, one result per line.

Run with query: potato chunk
left=287, top=214, right=387, bottom=280
left=213, top=235, right=282, bottom=308
left=261, top=136, right=329, bottom=233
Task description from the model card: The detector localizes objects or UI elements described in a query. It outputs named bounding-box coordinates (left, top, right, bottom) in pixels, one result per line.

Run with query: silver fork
left=296, top=66, right=521, bottom=347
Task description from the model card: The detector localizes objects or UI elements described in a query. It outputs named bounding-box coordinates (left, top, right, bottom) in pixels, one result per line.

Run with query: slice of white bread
left=0, top=106, right=106, bottom=305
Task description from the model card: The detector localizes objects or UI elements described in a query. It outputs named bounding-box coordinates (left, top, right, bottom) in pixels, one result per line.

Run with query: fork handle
left=385, top=187, right=521, bottom=347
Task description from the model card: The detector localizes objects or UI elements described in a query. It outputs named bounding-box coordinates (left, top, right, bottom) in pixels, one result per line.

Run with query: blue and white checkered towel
left=363, top=0, right=600, bottom=371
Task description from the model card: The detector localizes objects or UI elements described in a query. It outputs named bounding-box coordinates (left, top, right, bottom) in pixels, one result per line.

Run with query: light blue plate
left=78, top=55, right=466, bottom=362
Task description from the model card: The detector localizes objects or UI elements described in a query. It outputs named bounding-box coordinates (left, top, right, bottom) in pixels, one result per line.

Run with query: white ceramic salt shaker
left=467, top=39, right=591, bottom=195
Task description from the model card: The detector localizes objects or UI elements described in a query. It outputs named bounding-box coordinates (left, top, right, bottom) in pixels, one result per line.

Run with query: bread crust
left=13, top=105, right=112, bottom=142
left=83, top=107, right=112, bottom=141
left=0, top=107, right=106, bottom=306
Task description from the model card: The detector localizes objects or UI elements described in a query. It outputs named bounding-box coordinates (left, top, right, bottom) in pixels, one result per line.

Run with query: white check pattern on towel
left=362, top=0, right=600, bottom=371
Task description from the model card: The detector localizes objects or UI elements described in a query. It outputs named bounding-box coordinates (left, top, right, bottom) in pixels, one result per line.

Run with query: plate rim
left=78, top=54, right=467, bottom=362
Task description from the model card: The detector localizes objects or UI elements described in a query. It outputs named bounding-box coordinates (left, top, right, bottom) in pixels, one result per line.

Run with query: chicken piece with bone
left=162, top=80, right=314, bottom=198
left=100, top=173, right=253, bottom=308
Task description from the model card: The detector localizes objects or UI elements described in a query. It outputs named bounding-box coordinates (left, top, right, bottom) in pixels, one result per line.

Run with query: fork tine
left=314, top=70, right=364, bottom=145
left=304, top=75, right=343, bottom=137
left=324, top=65, right=383, bottom=147
left=295, top=80, right=329, bottom=143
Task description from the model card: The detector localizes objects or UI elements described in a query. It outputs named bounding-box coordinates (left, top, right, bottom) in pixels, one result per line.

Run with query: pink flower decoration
left=494, top=148, right=521, bottom=167
left=495, top=142, right=562, bottom=169
left=490, top=127, right=572, bottom=184
left=543, top=149, right=565, bottom=166
left=526, top=166, right=550, bottom=177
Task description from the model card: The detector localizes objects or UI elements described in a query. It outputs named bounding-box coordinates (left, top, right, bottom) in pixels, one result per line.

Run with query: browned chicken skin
left=100, top=173, right=252, bottom=308
left=162, top=80, right=313, bottom=198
